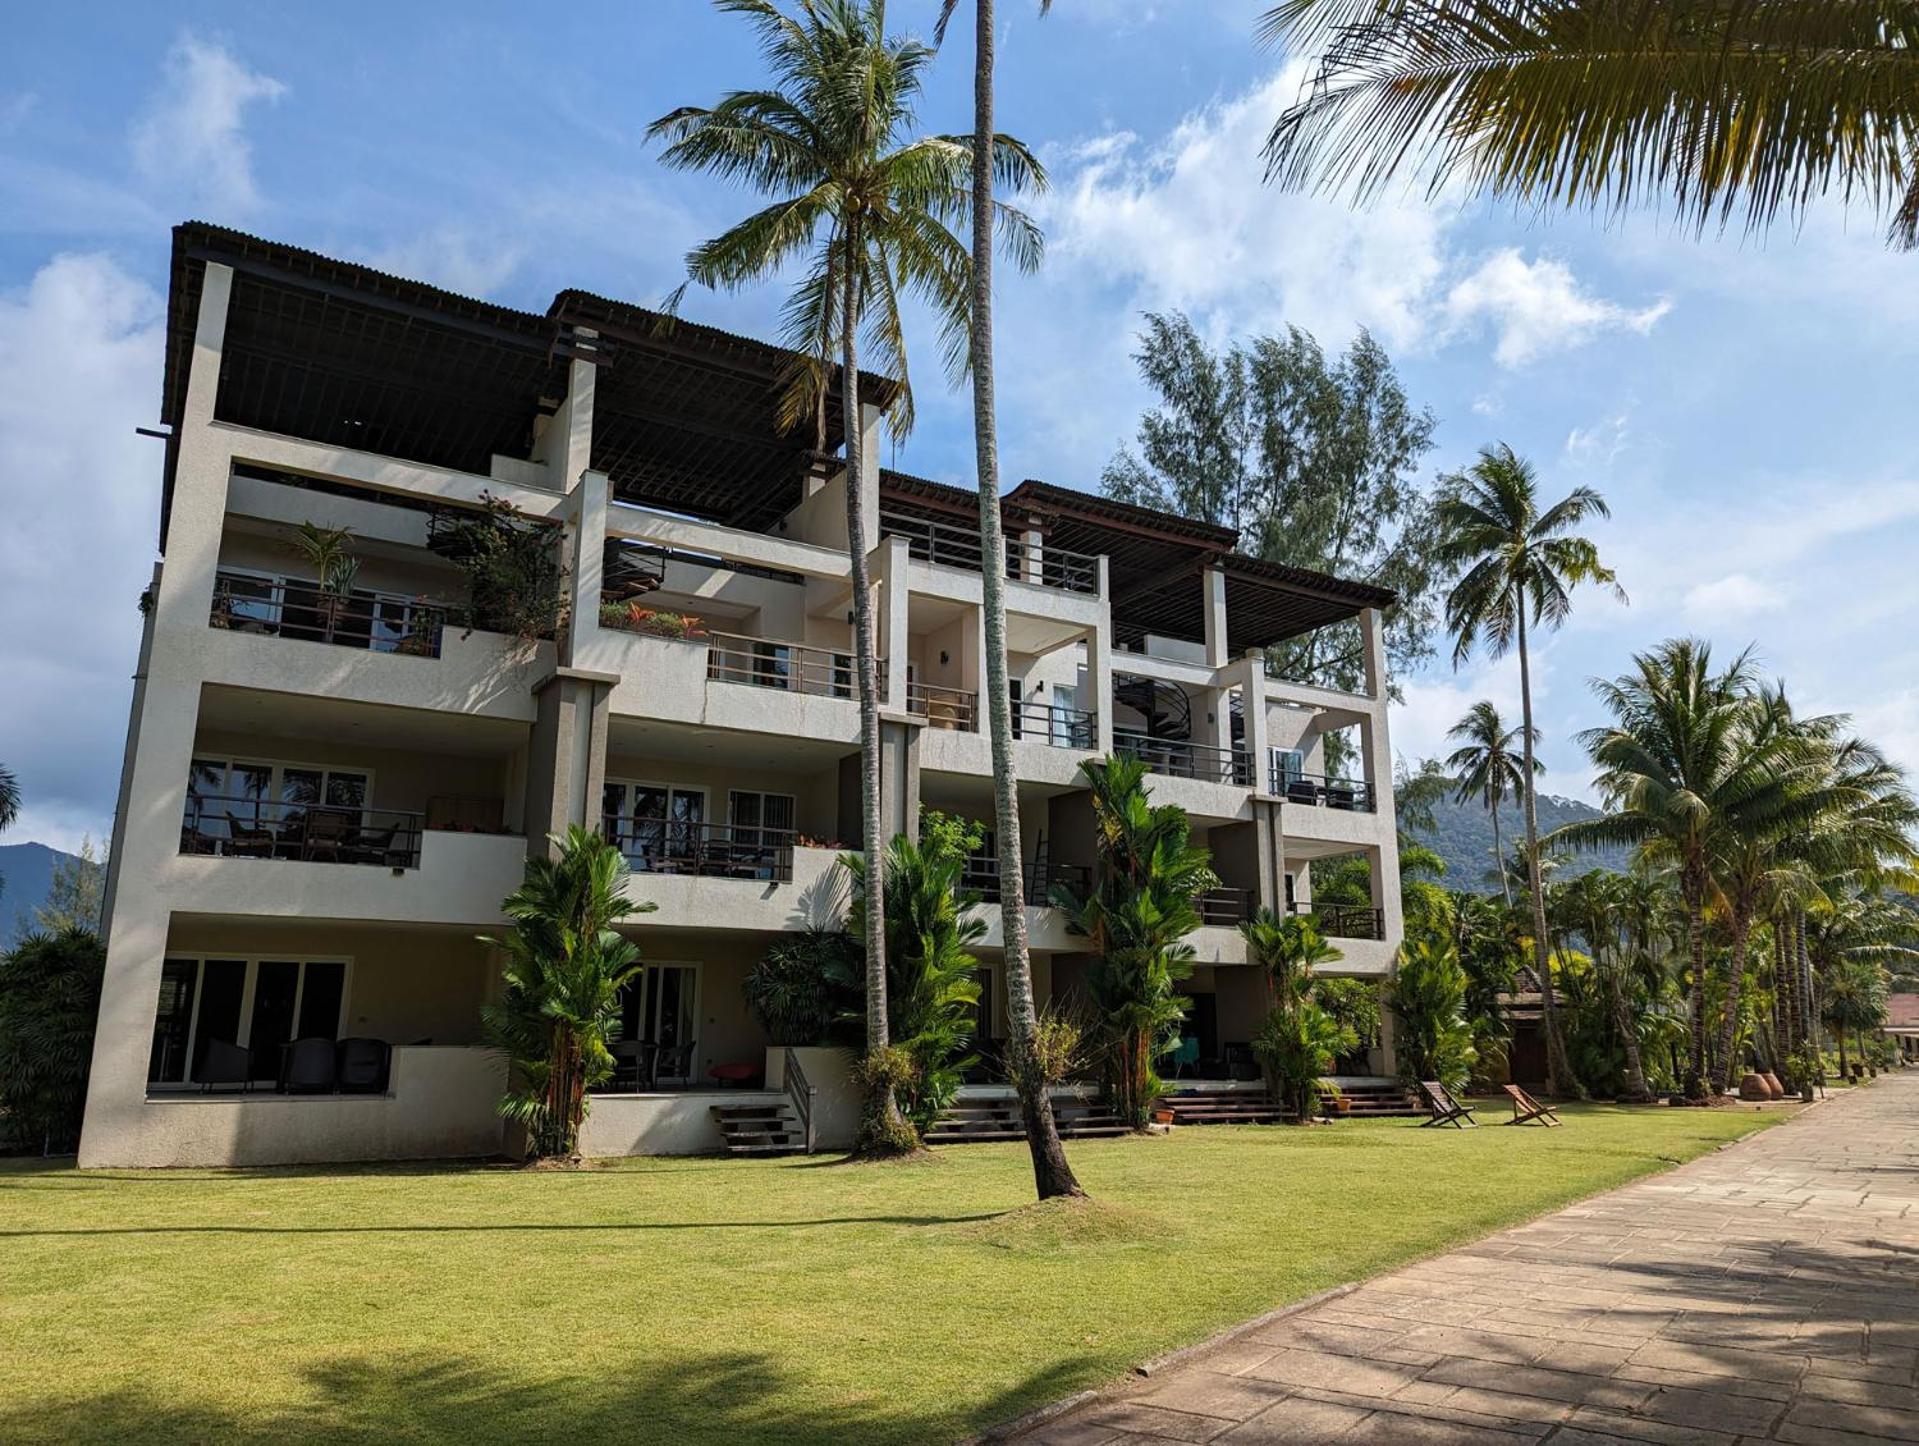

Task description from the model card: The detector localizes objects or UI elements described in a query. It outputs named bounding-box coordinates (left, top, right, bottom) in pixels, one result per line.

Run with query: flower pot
left=1761, top=1072, right=1785, bottom=1099
left=1151, top=1108, right=1176, bottom=1126
left=1737, top=1073, right=1770, bottom=1102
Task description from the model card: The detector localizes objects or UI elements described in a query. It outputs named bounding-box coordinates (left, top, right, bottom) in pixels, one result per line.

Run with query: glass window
left=148, top=960, right=199, bottom=1084
left=192, top=960, right=248, bottom=1081
left=249, top=961, right=301, bottom=1083
left=151, top=958, right=351, bottom=1090
left=297, top=961, right=347, bottom=1040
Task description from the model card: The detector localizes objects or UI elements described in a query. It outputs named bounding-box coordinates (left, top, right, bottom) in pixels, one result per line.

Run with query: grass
left=0, top=1102, right=1785, bottom=1445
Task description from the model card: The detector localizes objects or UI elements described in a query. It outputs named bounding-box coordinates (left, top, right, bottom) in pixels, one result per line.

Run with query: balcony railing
left=210, top=570, right=444, bottom=658
left=705, top=632, right=885, bottom=702
left=1114, top=730, right=1253, bottom=786
left=1271, top=766, right=1375, bottom=812
left=879, top=509, right=1100, bottom=595
left=961, top=855, right=1093, bottom=905
left=1289, top=901, right=1386, bottom=941
left=1011, top=700, right=1097, bottom=750
left=1198, top=886, right=1254, bottom=926
left=907, top=680, right=977, bottom=732
left=603, top=818, right=795, bottom=882
left=180, top=794, right=424, bottom=868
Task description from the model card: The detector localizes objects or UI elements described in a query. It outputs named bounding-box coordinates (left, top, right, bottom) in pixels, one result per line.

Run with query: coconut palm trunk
left=961, top=0, right=1081, bottom=1199
left=1711, top=916, right=1752, bottom=1095
left=1683, top=887, right=1708, bottom=1098
left=1490, top=793, right=1511, bottom=907
left=839, top=238, right=897, bottom=1132
left=1514, top=598, right=1572, bottom=1095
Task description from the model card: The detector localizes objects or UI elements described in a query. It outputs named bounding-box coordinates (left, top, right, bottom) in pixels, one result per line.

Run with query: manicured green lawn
left=0, top=1103, right=1784, bottom=1444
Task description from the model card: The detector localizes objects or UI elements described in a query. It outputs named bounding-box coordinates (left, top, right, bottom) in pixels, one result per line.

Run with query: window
left=1050, top=684, right=1080, bottom=747
left=727, top=791, right=796, bottom=877
left=184, top=758, right=373, bottom=856
left=604, top=780, right=706, bottom=869
left=146, top=956, right=351, bottom=1087
left=1270, top=747, right=1308, bottom=798
left=611, top=963, right=702, bottom=1087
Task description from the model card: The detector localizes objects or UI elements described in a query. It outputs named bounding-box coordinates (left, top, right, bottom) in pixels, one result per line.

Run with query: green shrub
left=0, top=928, right=106, bottom=1155
left=1389, top=936, right=1477, bottom=1095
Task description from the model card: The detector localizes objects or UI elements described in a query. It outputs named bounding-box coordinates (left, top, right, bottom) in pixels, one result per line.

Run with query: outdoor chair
left=336, top=1038, right=391, bottom=1094
left=653, top=1043, right=696, bottom=1089
left=1167, top=1036, right=1201, bottom=1079
left=280, top=1037, right=339, bottom=1094
left=1501, top=1083, right=1561, bottom=1126
left=1286, top=777, right=1319, bottom=806
left=300, top=808, right=354, bottom=863
left=1419, top=1080, right=1478, bottom=1128
left=196, top=1039, right=254, bottom=1093
left=221, top=811, right=278, bottom=858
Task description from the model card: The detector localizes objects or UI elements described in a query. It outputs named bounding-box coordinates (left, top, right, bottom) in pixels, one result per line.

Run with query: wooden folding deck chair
left=1501, top=1083, right=1562, bottom=1126
left=1419, top=1080, right=1477, bottom=1128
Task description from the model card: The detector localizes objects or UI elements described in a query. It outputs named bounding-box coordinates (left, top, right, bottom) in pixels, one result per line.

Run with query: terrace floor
left=1023, top=1071, right=1919, bottom=1446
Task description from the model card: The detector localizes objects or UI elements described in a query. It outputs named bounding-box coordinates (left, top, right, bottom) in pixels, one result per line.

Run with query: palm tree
left=934, top=0, right=1080, bottom=1201
left=1242, top=911, right=1348, bottom=1122
left=0, top=764, right=19, bottom=835
left=481, top=826, right=653, bottom=1159
left=1258, top=2, right=1919, bottom=252
left=1444, top=700, right=1538, bottom=908
left=1822, top=957, right=1891, bottom=1079
left=1435, top=443, right=1624, bottom=1095
left=1558, top=870, right=1652, bottom=1102
left=1559, top=640, right=1757, bottom=1099
left=650, top=0, right=1040, bottom=1150
left=1058, top=754, right=1216, bottom=1128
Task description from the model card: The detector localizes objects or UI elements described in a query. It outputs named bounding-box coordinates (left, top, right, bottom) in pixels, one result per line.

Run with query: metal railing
left=1270, top=766, right=1376, bottom=812
left=878, top=509, right=1100, bottom=595
left=1199, top=887, right=1254, bottom=926
left=1114, top=730, right=1253, bottom=786
left=1289, top=901, right=1386, bottom=941
left=602, top=818, right=796, bottom=882
left=1011, top=700, right=1098, bottom=749
left=180, top=794, right=424, bottom=868
left=210, top=570, right=444, bottom=658
left=705, top=632, right=885, bottom=702
left=961, top=855, right=1093, bottom=905
left=907, top=680, right=977, bottom=732
left=782, top=1046, right=817, bottom=1155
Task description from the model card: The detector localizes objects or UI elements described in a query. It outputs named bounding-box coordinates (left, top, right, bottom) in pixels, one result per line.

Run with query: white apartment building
left=78, top=224, right=1403, bottom=1167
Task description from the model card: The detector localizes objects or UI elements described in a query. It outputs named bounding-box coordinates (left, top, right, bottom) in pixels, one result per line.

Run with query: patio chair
left=1419, top=1080, right=1478, bottom=1127
left=1285, top=776, right=1319, bottom=806
left=221, top=811, right=278, bottom=858
left=196, top=1038, right=254, bottom=1093
left=336, top=1038, right=391, bottom=1094
left=300, top=808, right=354, bottom=863
left=1167, top=1036, right=1200, bottom=1080
left=653, top=1042, right=696, bottom=1089
left=280, top=1036, right=339, bottom=1094
left=1501, top=1082, right=1561, bottom=1126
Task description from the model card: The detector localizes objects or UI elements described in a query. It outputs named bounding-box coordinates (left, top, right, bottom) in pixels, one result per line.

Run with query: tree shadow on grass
left=0, top=1344, right=1098, bottom=1446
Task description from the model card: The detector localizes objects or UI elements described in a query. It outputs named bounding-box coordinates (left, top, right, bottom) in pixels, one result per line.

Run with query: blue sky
left=4, top=2, right=1917, bottom=852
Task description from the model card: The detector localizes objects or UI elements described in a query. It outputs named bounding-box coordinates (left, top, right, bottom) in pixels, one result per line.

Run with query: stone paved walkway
left=1018, top=1074, right=1919, bottom=1445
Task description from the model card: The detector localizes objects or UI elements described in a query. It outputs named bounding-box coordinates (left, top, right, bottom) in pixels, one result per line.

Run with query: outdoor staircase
left=927, top=1098, right=1131, bottom=1145
left=710, top=1102, right=807, bottom=1156
left=1165, top=1089, right=1289, bottom=1126
left=1322, top=1080, right=1425, bottom=1118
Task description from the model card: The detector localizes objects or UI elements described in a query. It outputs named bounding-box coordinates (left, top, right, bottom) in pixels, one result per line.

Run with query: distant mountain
left=1405, top=792, right=1632, bottom=892
left=0, top=843, right=85, bottom=944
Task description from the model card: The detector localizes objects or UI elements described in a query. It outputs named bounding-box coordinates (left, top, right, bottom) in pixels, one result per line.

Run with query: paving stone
left=1560, top=1405, right=1743, bottom=1444
left=1420, top=1357, right=1653, bottom=1410
left=1136, top=1371, right=1290, bottom=1420
left=1238, top=1348, right=1424, bottom=1399
left=1081, top=1402, right=1231, bottom=1442
left=1610, top=1363, right=1797, bottom=1403
left=1211, top=1397, right=1372, bottom=1443
left=1780, top=1395, right=1919, bottom=1440
left=1631, top=1384, right=1784, bottom=1435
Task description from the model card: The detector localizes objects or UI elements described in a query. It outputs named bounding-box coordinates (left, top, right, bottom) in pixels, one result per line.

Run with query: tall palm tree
left=651, top=0, right=1040, bottom=1149
left=1558, top=869, right=1653, bottom=1102
left=935, top=0, right=1080, bottom=1200
left=0, top=764, right=18, bottom=843
left=1435, top=443, right=1624, bottom=1095
left=1444, top=700, right=1538, bottom=907
left=1258, top=2, right=1919, bottom=252
left=1558, top=639, right=1757, bottom=1099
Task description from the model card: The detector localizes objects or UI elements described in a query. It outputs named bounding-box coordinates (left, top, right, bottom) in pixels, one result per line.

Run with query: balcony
left=604, top=819, right=795, bottom=883
left=1012, top=699, right=1097, bottom=750
left=1271, top=765, right=1376, bottom=812
left=1114, top=730, right=1252, bottom=787
left=879, top=508, right=1100, bottom=595
left=907, top=680, right=978, bottom=732
left=210, top=570, right=445, bottom=658
left=706, top=632, right=884, bottom=703
left=1199, top=886, right=1255, bottom=926
left=1290, top=901, right=1386, bottom=941
left=181, top=794, right=426, bottom=869
left=960, top=854, right=1092, bottom=905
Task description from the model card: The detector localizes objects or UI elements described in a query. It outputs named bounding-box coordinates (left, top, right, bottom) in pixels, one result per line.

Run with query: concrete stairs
left=1322, top=1079, right=1425, bottom=1118
left=710, top=1102, right=807, bottom=1155
left=927, top=1098, right=1131, bottom=1145
left=1165, top=1089, right=1289, bottom=1126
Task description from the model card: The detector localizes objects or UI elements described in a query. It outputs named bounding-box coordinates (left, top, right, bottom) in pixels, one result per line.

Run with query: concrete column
left=564, top=469, right=609, bottom=672
left=80, top=264, right=237, bottom=1168
left=1202, top=564, right=1229, bottom=669
left=1091, top=557, right=1114, bottom=754
left=1357, top=607, right=1404, bottom=955
left=525, top=669, right=616, bottom=856
left=1239, top=651, right=1271, bottom=794
left=875, top=534, right=910, bottom=710
left=1019, top=524, right=1043, bottom=585
left=1375, top=986, right=1398, bottom=1077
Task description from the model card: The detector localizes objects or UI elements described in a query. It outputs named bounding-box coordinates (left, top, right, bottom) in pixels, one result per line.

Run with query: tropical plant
left=1259, top=1, right=1919, bottom=252
left=0, top=928, right=106, bottom=1155
left=480, top=826, right=653, bottom=1159
left=1058, top=754, right=1215, bottom=1128
left=1453, top=890, right=1523, bottom=1080
left=1242, top=908, right=1343, bottom=1013
left=843, top=827, right=986, bottom=1135
left=286, top=520, right=361, bottom=641
left=1389, top=935, right=1477, bottom=1095
left=32, top=835, right=106, bottom=935
left=0, top=763, right=19, bottom=835
left=935, top=0, right=1081, bottom=1202
left=1554, top=869, right=1653, bottom=1101
left=1435, top=442, right=1624, bottom=1095
left=652, top=1, right=1042, bottom=1152
left=744, top=929, right=861, bottom=1046
left=1242, top=911, right=1350, bottom=1121
left=1445, top=701, right=1538, bottom=907
left=435, top=496, right=568, bottom=642
left=1822, top=957, right=1890, bottom=1079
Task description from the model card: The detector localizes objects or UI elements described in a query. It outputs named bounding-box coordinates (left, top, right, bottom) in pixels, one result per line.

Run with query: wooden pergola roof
left=161, top=223, right=898, bottom=541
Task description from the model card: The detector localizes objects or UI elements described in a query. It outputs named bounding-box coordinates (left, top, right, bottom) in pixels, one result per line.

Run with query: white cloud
left=1442, top=249, right=1671, bottom=367
left=1564, top=411, right=1632, bottom=467
left=365, top=228, right=525, bottom=299
left=1682, top=572, right=1785, bottom=626
left=130, top=36, right=284, bottom=214
left=0, top=255, right=164, bottom=848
